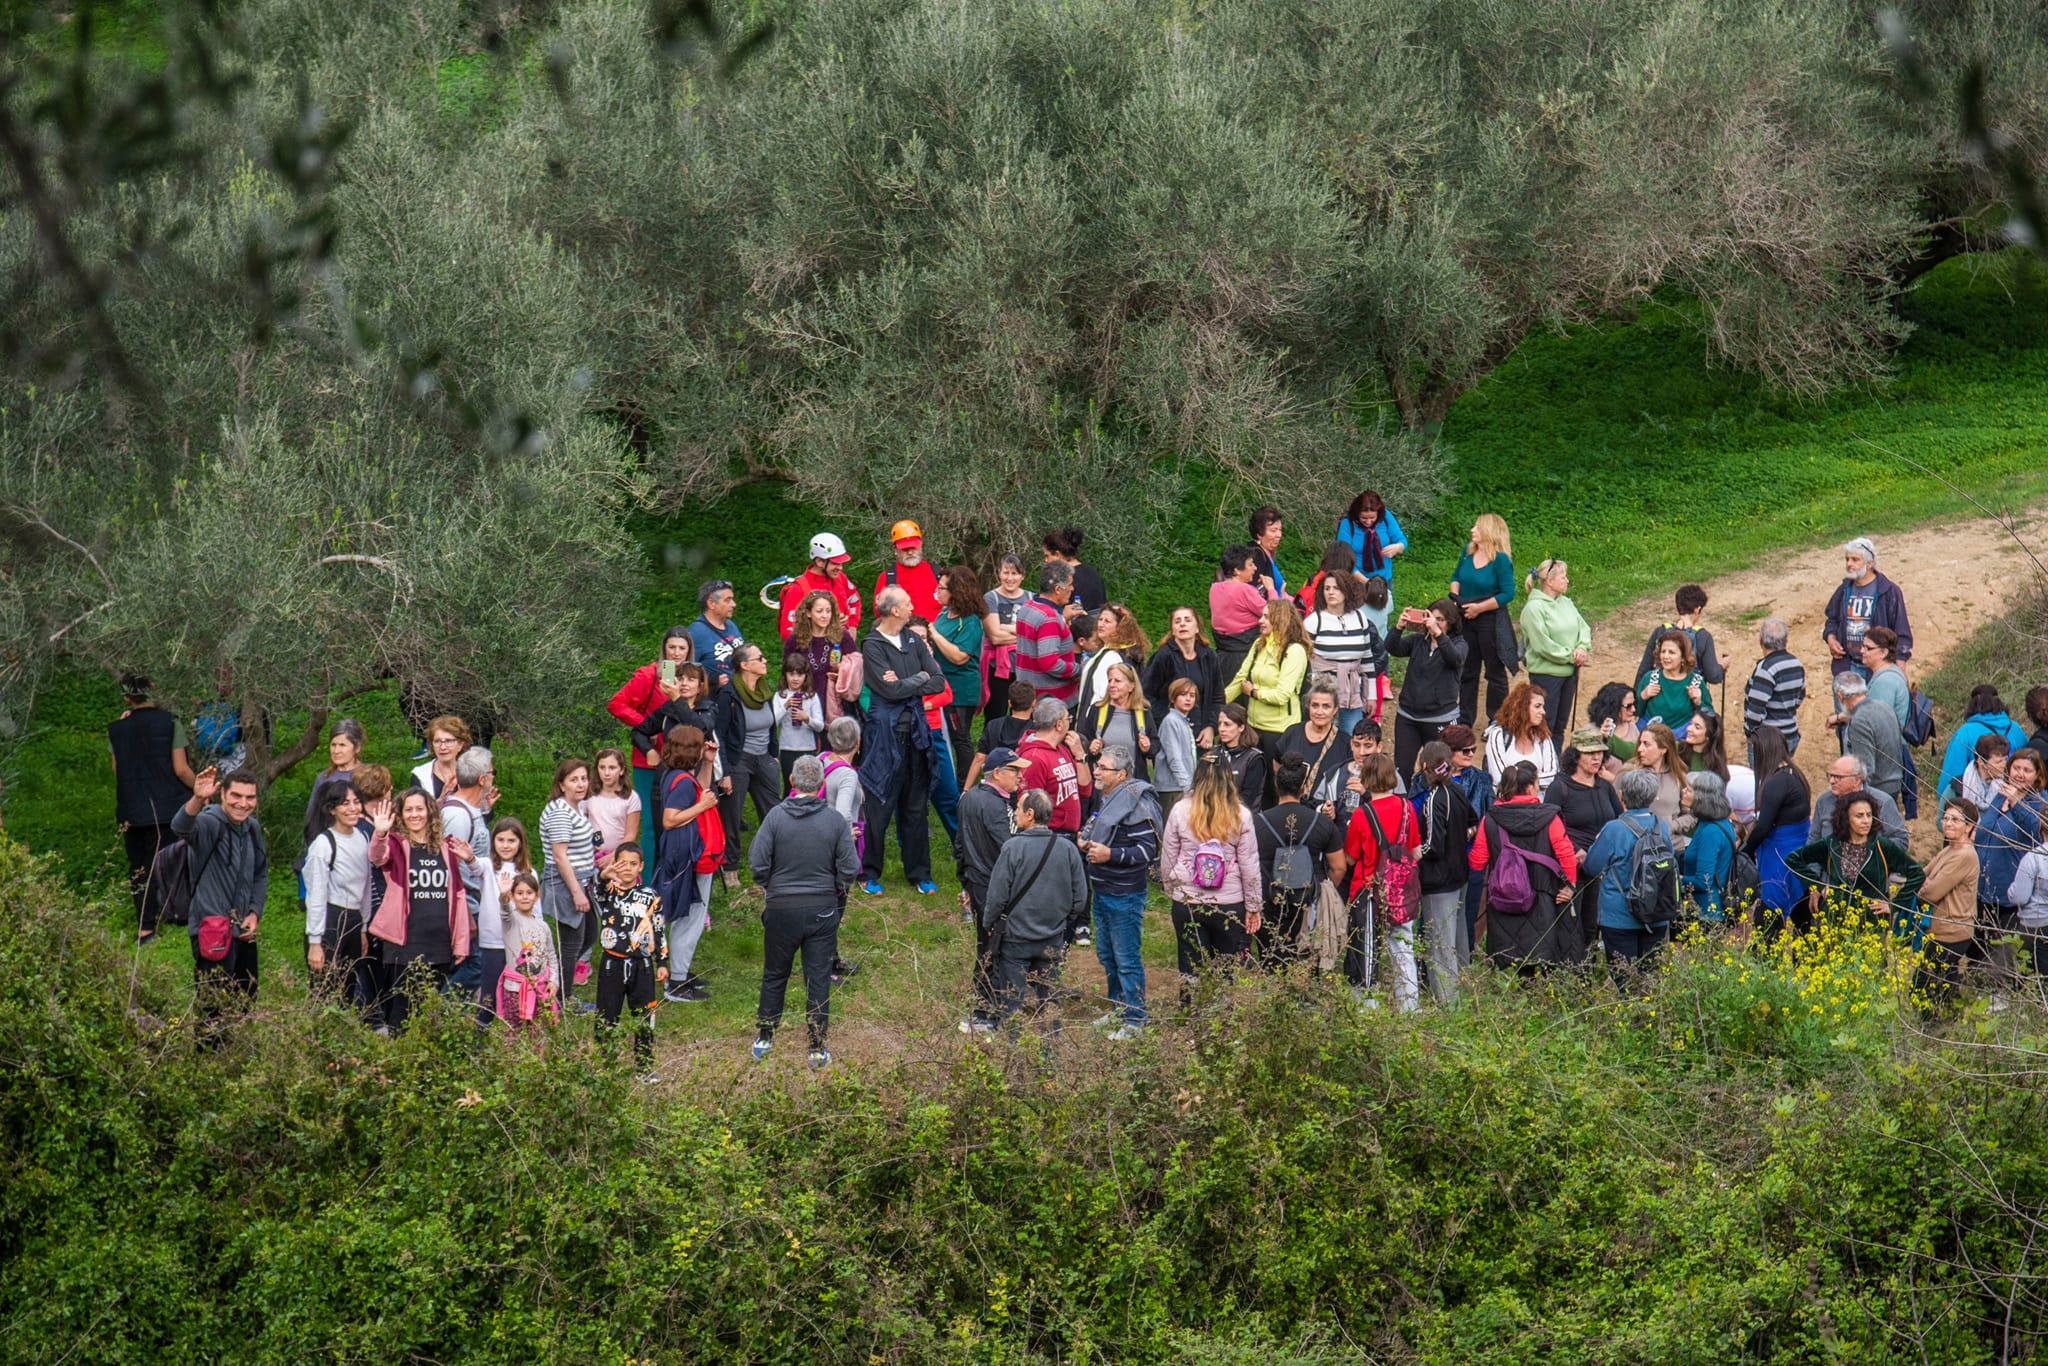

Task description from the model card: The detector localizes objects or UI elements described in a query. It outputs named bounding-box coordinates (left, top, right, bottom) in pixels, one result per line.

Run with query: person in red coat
left=777, top=532, right=863, bottom=640
left=607, top=626, right=694, bottom=864
left=873, top=519, right=941, bottom=624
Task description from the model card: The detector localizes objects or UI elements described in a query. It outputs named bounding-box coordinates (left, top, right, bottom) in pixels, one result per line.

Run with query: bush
left=6, top=833, right=2048, bottom=1363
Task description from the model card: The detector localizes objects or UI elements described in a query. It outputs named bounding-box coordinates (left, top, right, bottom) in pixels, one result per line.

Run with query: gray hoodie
left=170, top=802, right=269, bottom=941
left=981, top=826, right=1089, bottom=943
left=748, top=794, right=859, bottom=910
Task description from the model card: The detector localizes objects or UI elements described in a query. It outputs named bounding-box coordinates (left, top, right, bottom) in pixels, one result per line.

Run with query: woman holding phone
left=607, top=626, right=696, bottom=863
left=1388, top=598, right=1469, bottom=781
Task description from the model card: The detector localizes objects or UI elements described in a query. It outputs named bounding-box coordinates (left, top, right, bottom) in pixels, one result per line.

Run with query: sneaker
left=1108, top=1024, right=1144, bottom=1041
left=1073, top=926, right=1094, bottom=948
left=662, top=983, right=694, bottom=1003
left=831, top=958, right=860, bottom=980
left=915, top=879, right=938, bottom=895
left=751, top=1034, right=773, bottom=1060
left=807, top=1047, right=832, bottom=1069
left=636, top=1070, right=661, bottom=1085
left=1088, top=1012, right=1119, bottom=1030
left=571, top=998, right=598, bottom=1014
left=859, top=879, right=884, bottom=896
left=573, top=959, right=591, bottom=986
left=958, top=1013, right=996, bottom=1034
left=674, top=982, right=710, bottom=1003
left=720, top=869, right=742, bottom=891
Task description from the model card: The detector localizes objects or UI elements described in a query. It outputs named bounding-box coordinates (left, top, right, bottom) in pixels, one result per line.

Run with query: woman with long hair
left=1076, top=662, right=1158, bottom=783
left=1388, top=598, right=1468, bottom=781
left=1449, top=513, right=1517, bottom=725
left=711, top=642, right=786, bottom=887
left=1587, top=682, right=1642, bottom=765
left=929, top=564, right=987, bottom=780
left=367, top=784, right=476, bottom=1031
left=1303, top=568, right=1382, bottom=738
left=303, top=777, right=376, bottom=1021
left=1161, top=755, right=1263, bottom=988
left=1741, top=725, right=1810, bottom=926
left=652, top=723, right=721, bottom=1004
left=1216, top=704, right=1268, bottom=815
left=1336, top=487, right=1406, bottom=583
left=1625, top=722, right=1691, bottom=831
left=784, top=590, right=861, bottom=724
left=1484, top=681, right=1558, bottom=790
left=1974, top=745, right=2046, bottom=980
left=538, top=758, right=600, bottom=1003
left=1678, top=711, right=1731, bottom=782
left=1142, top=605, right=1223, bottom=747
left=979, top=553, right=1033, bottom=727
left=631, top=662, right=715, bottom=764
left=1225, top=597, right=1310, bottom=766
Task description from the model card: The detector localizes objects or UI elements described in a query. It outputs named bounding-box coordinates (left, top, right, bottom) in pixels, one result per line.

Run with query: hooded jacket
left=748, top=794, right=859, bottom=910
left=1938, top=710, right=2030, bottom=804
left=170, top=801, right=270, bottom=942
left=981, top=826, right=1091, bottom=942
left=1078, top=777, right=1161, bottom=897
left=1389, top=627, right=1468, bottom=722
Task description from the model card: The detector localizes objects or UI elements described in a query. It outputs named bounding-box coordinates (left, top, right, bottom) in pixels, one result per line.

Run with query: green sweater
left=1519, top=591, right=1591, bottom=677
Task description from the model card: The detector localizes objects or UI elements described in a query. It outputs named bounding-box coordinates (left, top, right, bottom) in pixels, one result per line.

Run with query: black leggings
left=1393, top=714, right=1447, bottom=784
left=982, top=671, right=1015, bottom=727
left=1172, top=901, right=1249, bottom=978
left=943, top=704, right=978, bottom=784
left=1459, top=607, right=1514, bottom=726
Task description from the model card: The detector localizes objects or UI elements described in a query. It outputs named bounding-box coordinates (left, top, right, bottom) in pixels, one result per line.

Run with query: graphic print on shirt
left=1843, top=582, right=1879, bottom=652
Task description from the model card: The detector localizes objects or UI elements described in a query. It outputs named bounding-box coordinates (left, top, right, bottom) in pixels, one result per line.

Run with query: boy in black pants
left=591, top=846, right=668, bottom=1078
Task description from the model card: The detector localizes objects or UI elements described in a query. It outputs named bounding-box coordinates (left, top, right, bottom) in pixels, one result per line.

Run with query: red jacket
left=778, top=568, right=863, bottom=640
left=874, top=559, right=941, bottom=625
left=1017, top=734, right=1086, bottom=832
left=1466, top=795, right=1578, bottom=879
left=1345, top=794, right=1420, bottom=899
left=608, top=663, right=667, bottom=769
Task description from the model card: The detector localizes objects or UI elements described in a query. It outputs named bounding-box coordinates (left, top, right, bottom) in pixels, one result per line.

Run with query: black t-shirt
left=1071, top=563, right=1108, bottom=613
left=977, top=715, right=1032, bottom=756
left=386, top=846, right=454, bottom=965
left=1253, top=802, right=1343, bottom=890
left=1277, top=723, right=1346, bottom=800
left=1543, top=773, right=1623, bottom=852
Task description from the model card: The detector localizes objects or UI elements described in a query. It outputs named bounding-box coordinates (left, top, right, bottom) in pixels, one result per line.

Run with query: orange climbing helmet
left=888, top=519, right=923, bottom=547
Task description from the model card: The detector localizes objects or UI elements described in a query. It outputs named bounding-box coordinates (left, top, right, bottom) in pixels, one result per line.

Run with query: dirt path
left=1577, top=503, right=2048, bottom=811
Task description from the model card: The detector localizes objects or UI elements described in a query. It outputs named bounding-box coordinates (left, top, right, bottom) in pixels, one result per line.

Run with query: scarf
left=734, top=671, right=773, bottom=708
left=1354, top=515, right=1384, bottom=573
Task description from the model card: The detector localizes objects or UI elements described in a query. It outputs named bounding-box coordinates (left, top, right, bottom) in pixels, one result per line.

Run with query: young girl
left=473, top=816, right=533, bottom=1024
left=581, top=748, right=642, bottom=867
left=773, top=660, right=826, bottom=787
left=1156, top=678, right=1198, bottom=813
left=497, top=871, right=560, bottom=1048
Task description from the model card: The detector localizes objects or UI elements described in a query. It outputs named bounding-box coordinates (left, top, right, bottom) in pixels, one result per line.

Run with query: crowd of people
left=106, top=506, right=2048, bottom=1069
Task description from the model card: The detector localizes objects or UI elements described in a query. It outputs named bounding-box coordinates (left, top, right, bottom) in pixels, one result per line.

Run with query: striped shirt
left=1303, top=609, right=1383, bottom=668
left=1013, top=596, right=1079, bottom=702
left=538, top=797, right=597, bottom=887
left=1744, top=649, right=1807, bottom=748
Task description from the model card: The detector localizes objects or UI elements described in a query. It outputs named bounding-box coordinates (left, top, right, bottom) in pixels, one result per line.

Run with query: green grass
left=7, top=252, right=2048, bottom=1046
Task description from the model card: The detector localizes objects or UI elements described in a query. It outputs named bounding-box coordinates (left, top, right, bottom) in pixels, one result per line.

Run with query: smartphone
left=658, top=660, right=677, bottom=685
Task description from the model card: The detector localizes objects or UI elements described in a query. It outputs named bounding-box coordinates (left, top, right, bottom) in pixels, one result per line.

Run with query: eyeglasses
left=1827, top=770, right=1857, bottom=782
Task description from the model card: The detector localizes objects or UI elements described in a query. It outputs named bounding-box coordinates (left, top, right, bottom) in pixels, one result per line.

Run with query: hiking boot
left=1108, top=1024, right=1144, bottom=1041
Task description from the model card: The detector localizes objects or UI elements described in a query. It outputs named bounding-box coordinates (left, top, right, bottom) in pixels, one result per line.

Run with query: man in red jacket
left=1015, top=696, right=1095, bottom=946
left=873, top=519, right=941, bottom=624
left=777, top=532, right=863, bottom=640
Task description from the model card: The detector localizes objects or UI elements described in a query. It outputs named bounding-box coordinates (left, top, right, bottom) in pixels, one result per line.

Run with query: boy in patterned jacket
left=591, top=845, right=667, bottom=1075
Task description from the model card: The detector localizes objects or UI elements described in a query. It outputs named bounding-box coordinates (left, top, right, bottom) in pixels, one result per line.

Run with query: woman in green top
left=1786, top=790, right=1925, bottom=936
left=1636, top=629, right=1713, bottom=733
left=1518, top=558, right=1591, bottom=734
left=930, top=564, right=988, bottom=785
left=1450, top=512, right=1517, bottom=728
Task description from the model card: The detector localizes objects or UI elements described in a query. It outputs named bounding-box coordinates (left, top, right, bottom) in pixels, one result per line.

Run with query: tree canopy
left=1, top=0, right=2042, bottom=767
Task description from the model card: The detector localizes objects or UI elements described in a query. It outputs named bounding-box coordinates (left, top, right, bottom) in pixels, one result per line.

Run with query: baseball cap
left=1569, top=726, right=1606, bottom=753
left=809, top=532, right=850, bottom=564
left=985, top=746, right=1030, bottom=771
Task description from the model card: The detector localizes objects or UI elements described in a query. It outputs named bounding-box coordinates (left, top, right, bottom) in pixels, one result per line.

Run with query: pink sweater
left=1160, top=799, right=1264, bottom=908
left=1209, top=580, right=1270, bottom=637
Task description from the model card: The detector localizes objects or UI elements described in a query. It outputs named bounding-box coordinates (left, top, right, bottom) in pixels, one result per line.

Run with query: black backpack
left=144, top=836, right=209, bottom=928
left=1619, top=815, right=1680, bottom=929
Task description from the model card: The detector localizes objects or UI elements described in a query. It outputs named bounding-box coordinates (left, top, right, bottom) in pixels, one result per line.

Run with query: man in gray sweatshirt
left=170, top=766, right=269, bottom=1045
left=980, top=790, right=1090, bottom=1031
left=748, top=756, right=860, bottom=1067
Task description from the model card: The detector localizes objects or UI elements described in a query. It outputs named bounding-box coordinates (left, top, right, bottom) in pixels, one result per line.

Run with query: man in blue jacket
left=1822, top=537, right=1912, bottom=681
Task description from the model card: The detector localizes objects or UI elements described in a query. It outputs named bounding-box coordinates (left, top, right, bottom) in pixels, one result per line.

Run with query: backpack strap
left=988, top=836, right=1061, bottom=945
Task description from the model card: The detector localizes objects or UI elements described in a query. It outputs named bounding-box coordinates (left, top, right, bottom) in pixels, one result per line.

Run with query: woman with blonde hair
left=1161, top=755, right=1264, bottom=988
left=1449, top=513, right=1517, bottom=726
left=1225, top=597, right=1311, bottom=770
left=1519, top=558, right=1590, bottom=733
left=1076, top=661, right=1158, bottom=782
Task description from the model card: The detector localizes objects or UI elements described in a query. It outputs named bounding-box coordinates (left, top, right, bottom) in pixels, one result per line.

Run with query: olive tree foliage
left=0, top=9, right=647, bottom=778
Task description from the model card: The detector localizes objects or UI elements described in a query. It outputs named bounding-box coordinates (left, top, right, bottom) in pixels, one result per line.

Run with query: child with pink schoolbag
left=497, top=870, right=560, bottom=1049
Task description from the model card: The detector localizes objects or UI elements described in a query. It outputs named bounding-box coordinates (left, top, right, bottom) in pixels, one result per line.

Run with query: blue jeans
left=927, top=720, right=960, bottom=843
left=1092, top=888, right=1148, bottom=1025
left=632, top=765, right=658, bottom=864
left=1336, top=707, right=1365, bottom=738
